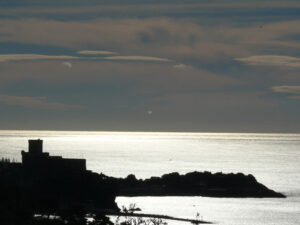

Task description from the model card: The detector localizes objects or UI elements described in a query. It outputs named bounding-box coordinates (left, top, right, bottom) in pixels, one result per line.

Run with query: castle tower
left=22, top=139, right=48, bottom=168
left=28, top=139, right=43, bottom=154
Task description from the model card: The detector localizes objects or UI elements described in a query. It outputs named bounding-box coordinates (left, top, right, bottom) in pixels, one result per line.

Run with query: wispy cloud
left=62, top=61, right=72, bottom=68
left=0, top=94, right=83, bottom=110
left=271, top=85, right=300, bottom=94
left=173, top=64, right=188, bottom=69
left=236, top=55, right=300, bottom=68
left=0, top=54, right=78, bottom=63
left=104, top=55, right=170, bottom=62
left=77, top=50, right=118, bottom=55
left=0, top=53, right=170, bottom=64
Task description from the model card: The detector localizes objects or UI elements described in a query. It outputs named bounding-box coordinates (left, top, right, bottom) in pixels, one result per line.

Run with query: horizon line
left=0, top=129, right=300, bottom=136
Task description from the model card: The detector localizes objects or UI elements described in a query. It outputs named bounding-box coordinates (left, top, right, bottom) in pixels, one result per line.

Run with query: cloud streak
left=103, top=55, right=170, bottom=62
left=0, top=54, right=78, bottom=63
left=0, top=53, right=170, bottom=64
left=271, top=85, right=300, bottom=94
left=77, top=50, right=118, bottom=55
left=0, top=94, right=83, bottom=110
left=236, top=55, right=300, bottom=68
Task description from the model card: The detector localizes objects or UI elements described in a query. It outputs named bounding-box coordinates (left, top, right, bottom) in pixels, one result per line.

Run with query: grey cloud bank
left=0, top=0, right=300, bottom=132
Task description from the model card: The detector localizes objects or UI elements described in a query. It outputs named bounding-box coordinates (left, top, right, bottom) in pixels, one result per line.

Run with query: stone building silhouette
left=21, top=139, right=86, bottom=173
left=17, top=139, right=118, bottom=211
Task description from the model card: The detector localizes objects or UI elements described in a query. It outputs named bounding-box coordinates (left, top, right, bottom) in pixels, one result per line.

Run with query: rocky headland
left=109, top=171, right=285, bottom=198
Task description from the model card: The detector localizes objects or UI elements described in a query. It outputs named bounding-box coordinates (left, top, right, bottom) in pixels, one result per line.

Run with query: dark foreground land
left=0, top=140, right=285, bottom=224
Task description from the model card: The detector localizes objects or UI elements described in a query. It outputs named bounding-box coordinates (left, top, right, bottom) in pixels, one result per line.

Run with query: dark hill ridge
left=109, top=171, right=285, bottom=198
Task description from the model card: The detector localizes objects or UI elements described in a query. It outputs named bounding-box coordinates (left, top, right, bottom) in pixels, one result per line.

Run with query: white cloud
left=77, top=50, right=118, bottom=55
left=271, top=85, right=300, bottom=94
left=0, top=54, right=78, bottom=63
left=62, top=61, right=72, bottom=68
left=0, top=94, right=83, bottom=110
left=236, top=55, right=300, bottom=68
left=173, top=63, right=188, bottom=69
left=104, top=55, right=170, bottom=62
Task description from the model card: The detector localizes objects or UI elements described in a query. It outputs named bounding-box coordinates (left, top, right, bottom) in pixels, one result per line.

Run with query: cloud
left=0, top=18, right=249, bottom=62
left=104, top=55, right=170, bottom=62
left=1, top=10, right=300, bottom=67
left=0, top=94, right=83, bottom=110
left=0, top=54, right=78, bottom=63
left=271, top=85, right=300, bottom=94
left=2, top=1, right=300, bottom=19
left=0, top=53, right=170, bottom=64
left=77, top=50, right=118, bottom=55
left=173, top=64, right=188, bottom=69
left=236, top=55, right=300, bottom=68
left=7, top=17, right=300, bottom=65
left=62, top=61, right=72, bottom=68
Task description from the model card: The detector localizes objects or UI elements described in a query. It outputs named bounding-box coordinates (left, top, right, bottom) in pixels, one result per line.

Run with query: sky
left=1, top=0, right=300, bottom=132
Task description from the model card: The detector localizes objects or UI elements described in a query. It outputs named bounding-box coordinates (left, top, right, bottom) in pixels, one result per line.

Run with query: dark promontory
left=109, top=171, right=285, bottom=198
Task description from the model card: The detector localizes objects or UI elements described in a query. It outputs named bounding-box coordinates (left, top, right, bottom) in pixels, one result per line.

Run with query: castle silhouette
left=21, top=139, right=86, bottom=173
left=0, top=139, right=119, bottom=212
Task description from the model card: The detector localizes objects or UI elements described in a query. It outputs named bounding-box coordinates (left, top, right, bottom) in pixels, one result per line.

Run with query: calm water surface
left=0, top=130, right=299, bottom=225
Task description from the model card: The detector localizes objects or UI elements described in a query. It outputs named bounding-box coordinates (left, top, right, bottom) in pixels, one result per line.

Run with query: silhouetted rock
left=108, top=171, right=285, bottom=198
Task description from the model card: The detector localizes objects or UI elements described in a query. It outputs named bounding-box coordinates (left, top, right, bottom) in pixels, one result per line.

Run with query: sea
left=0, top=130, right=299, bottom=225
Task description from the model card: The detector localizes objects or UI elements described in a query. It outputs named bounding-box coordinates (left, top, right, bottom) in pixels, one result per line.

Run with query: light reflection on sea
left=0, top=130, right=299, bottom=225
